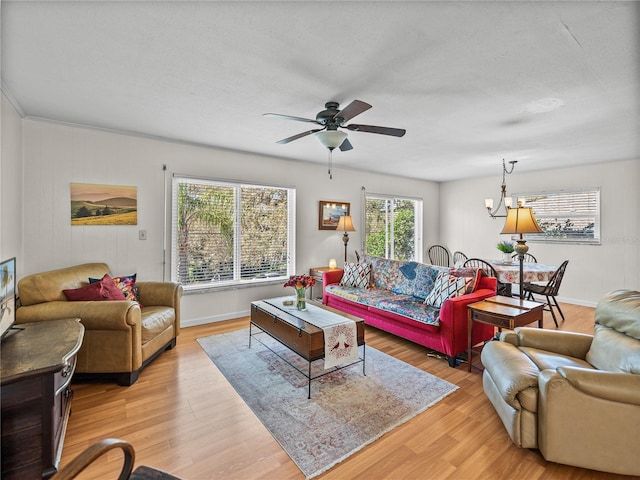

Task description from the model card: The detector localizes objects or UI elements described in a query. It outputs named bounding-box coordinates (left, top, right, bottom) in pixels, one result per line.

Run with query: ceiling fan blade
left=276, top=128, right=324, bottom=144
left=339, top=138, right=353, bottom=151
left=345, top=123, right=406, bottom=137
left=263, top=113, right=319, bottom=124
left=334, top=100, right=372, bottom=123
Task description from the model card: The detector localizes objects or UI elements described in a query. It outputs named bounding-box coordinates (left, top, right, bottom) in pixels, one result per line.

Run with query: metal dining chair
left=428, top=245, right=450, bottom=267
left=523, top=260, right=569, bottom=327
left=463, top=258, right=509, bottom=296
left=511, top=252, right=537, bottom=263
left=452, top=251, right=468, bottom=266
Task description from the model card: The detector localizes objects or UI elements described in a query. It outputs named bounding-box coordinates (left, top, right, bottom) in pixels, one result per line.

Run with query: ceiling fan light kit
left=264, top=99, right=406, bottom=178
left=315, top=130, right=348, bottom=150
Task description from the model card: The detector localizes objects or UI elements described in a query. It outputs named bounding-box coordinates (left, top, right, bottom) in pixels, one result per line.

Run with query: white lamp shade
left=485, top=198, right=494, bottom=209
left=315, top=130, right=348, bottom=149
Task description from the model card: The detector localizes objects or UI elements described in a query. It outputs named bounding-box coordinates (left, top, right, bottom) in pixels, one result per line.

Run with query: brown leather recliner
left=16, top=263, right=182, bottom=386
left=481, top=289, right=640, bottom=476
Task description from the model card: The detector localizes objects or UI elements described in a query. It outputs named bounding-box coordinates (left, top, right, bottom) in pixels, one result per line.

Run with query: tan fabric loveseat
left=16, top=263, right=182, bottom=386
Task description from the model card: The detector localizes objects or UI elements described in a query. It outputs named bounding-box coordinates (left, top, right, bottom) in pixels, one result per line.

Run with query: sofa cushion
left=586, top=324, right=640, bottom=374
left=424, top=271, right=471, bottom=308
left=324, top=285, right=441, bottom=326
left=363, top=255, right=443, bottom=299
left=340, top=262, right=371, bottom=288
left=19, top=263, right=111, bottom=305
left=141, top=306, right=176, bottom=344
left=63, top=274, right=126, bottom=301
left=519, top=346, right=593, bottom=371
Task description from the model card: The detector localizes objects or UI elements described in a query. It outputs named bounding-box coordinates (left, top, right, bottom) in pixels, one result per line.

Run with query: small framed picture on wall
left=319, top=201, right=350, bottom=230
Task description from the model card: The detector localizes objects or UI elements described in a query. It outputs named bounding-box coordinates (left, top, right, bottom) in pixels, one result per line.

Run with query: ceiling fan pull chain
left=328, top=149, right=333, bottom=179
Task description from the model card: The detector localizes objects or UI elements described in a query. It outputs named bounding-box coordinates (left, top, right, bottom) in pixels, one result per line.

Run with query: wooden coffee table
left=250, top=299, right=365, bottom=398
left=467, top=295, right=544, bottom=372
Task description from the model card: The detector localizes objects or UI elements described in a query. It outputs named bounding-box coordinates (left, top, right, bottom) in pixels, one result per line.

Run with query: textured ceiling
left=2, top=1, right=638, bottom=181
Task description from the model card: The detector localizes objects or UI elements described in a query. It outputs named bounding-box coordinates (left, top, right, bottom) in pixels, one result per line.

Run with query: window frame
left=171, top=174, right=296, bottom=293
left=362, top=192, right=423, bottom=262
left=511, top=187, right=601, bottom=245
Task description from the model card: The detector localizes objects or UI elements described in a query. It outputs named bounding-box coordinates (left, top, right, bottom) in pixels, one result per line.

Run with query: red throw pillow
left=63, top=274, right=126, bottom=301
left=89, top=272, right=142, bottom=306
left=99, top=274, right=127, bottom=300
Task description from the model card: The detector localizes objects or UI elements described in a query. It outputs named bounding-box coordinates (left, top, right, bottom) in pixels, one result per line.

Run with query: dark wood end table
left=467, top=295, right=544, bottom=372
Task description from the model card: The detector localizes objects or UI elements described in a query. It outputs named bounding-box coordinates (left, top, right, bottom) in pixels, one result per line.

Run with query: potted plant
left=497, top=241, right=515, bottom=263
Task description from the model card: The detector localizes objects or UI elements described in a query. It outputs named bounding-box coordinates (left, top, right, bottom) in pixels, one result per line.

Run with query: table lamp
left=336, top=214, right=356, bottom=263
left=500, top=203, right=543, bottom=299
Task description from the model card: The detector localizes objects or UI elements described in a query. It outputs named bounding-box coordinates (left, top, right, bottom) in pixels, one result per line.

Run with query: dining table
left=486, top=259, right=558, bottom=296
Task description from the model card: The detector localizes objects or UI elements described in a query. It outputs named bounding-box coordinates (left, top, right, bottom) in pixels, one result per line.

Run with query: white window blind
left=364, top=193, right=422, bottom=261
left=171, top=175, right=296, bottom=291
left=513, top=188, right=600, bottom=244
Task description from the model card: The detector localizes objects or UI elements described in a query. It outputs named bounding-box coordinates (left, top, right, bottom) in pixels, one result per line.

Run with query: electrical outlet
left=138, top=230, right=147, bottom=240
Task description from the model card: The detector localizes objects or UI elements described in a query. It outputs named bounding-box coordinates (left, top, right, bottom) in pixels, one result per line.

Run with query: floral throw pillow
left=340, top=263, right=371, bottom=288
left=424, top=271, right=472, bottom=308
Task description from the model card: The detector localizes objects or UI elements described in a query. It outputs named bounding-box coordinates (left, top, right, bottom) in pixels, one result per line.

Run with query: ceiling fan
left=263, top=100, right=406, bottom=152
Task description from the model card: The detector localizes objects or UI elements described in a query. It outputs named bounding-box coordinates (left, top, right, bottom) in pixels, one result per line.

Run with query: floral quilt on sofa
left=325, top=256, right=457, bottom=326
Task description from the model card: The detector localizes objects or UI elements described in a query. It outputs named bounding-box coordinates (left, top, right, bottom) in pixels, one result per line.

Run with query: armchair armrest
left=502, top=327, right=593, bottom=359
left=552, top=366, right=640, bottom=406
left=322, top=269, right=344, bottom=286
left=137, top=281, right=183, bottom=307
left=16, top=300, right=141, bottom=330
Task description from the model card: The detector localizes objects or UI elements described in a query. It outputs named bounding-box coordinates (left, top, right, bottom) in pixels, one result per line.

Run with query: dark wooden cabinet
left=1, top=319, right=84, bottom=479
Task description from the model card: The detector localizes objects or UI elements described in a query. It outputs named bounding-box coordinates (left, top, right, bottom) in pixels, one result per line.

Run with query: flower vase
left=503, top=252, right=512, bottom=264
left=295, top=287, right=306, bottom=311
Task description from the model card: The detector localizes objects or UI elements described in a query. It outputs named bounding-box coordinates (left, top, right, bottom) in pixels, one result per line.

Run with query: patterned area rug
left=197, top=329, right=458, bottom=479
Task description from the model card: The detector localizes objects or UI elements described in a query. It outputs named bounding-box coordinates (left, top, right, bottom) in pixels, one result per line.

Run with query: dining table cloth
left=487, top=260, right=558, bottom=284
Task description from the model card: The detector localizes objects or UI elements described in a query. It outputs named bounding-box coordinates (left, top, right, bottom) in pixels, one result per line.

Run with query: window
left=171, top=175, right=295, bottom=291
left=364, top=194, right=422, bottom=261
left=512, top=188, right=600, bottom=244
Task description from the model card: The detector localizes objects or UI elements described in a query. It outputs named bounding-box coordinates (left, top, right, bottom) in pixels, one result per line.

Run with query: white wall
left=19, top=116, right=439, bottom=326
left=0, top=94, right=24, bottom=272
left=440, top=159, right=640, bottom=306
left=5, top=94, right=638, bottom=318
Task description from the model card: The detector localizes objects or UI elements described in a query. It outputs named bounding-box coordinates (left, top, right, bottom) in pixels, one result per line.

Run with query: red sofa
left=322, top=257, right=497, bottom=367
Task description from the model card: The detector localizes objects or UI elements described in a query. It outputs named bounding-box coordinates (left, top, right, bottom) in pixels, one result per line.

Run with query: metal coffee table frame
left=249, top=300, right=365, bottom=399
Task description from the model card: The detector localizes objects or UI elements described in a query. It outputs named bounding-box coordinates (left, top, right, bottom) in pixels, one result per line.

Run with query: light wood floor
left=61, top=303, right=638, bottom=480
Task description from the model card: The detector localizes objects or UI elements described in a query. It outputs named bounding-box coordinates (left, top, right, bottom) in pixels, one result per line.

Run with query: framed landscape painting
left=319, top=201, right=350, bottom=230
left=71, top=183, right=138, bottom=225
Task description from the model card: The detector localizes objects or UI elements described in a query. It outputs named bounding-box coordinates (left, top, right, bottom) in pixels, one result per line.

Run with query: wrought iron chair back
left=428, top=245, right=451, bottom=267
left=453, top=251, right=468, bottom=265
left=523, top=260, right=569, bottom=327
left=463, top=258, right=509, bottom=296
left=512, top=252, right=537, bottom=263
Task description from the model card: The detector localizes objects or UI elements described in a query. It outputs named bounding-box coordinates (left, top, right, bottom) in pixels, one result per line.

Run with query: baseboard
left=555, top=296, right=598, bottom=308
left=181, top=309, right=251, bottom=328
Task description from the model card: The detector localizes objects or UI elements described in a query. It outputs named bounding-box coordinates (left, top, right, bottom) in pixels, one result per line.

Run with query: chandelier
left=485, top=159, right=517, bottom=218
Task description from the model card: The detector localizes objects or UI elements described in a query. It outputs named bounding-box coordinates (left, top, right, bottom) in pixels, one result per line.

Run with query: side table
left=309, top=266, right=338, bottom=300
left=467, top=296, right=544, bottom=372
left=1, top=318, right=85, bottom=479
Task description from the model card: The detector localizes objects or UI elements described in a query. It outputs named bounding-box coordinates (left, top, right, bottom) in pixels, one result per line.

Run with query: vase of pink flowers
left=284, top=274, right=316, bottom=310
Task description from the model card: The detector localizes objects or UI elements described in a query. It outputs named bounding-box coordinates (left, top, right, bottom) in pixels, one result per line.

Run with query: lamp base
left=514, top=240, right=529, bottom=257
left=515, top=239, right=528, bottom=299
left=343, top=233, right=350, bottom=263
